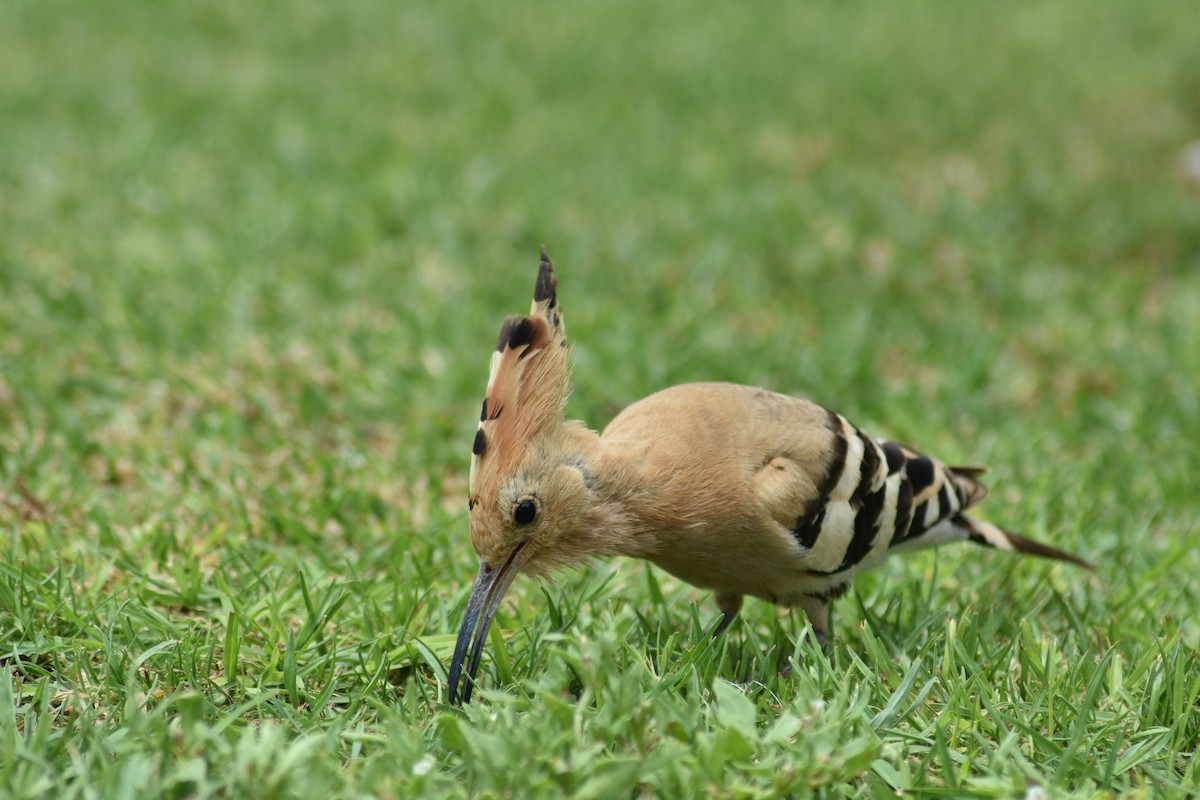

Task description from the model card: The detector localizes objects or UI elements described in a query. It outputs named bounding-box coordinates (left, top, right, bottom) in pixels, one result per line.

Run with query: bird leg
left=796, top=594, right=832, bottom=648
left=769, top=595, right=834, bottom=676
left=712, top=592, right=743, bottom=637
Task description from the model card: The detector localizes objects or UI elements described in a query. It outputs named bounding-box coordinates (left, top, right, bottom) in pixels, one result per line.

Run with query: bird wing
left=744, top=387, right=989, bottom=577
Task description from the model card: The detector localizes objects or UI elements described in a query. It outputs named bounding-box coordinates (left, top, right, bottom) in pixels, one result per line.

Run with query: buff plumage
left=447, top=249, right=1090, bottom=704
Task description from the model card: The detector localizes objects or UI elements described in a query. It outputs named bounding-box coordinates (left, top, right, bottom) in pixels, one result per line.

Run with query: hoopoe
left=447, top=249, right=1090, bottom=704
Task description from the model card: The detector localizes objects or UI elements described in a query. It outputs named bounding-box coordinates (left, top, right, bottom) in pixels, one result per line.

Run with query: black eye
left=513, top=500, right=537, bottom=526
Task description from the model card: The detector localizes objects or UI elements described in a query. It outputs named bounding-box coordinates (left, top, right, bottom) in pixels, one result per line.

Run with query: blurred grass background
left=2, top=0, right=1198, bottom=797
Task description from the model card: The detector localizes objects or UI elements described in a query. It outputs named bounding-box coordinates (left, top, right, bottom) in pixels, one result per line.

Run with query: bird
left=446, top=248, right=1091, bottom=704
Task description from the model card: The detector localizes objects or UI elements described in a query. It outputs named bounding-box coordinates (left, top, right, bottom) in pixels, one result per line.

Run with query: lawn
left=2, top=0, right=1199, bottom=796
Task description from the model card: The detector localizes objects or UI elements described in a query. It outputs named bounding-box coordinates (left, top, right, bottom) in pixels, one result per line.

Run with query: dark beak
left=446, top=544, right=525, bottom=704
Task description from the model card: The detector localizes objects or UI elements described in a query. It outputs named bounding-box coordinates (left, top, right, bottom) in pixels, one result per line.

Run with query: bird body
left=447, top=250, right=1089, bottom=704
left=599, top=383, right=856, bottom=606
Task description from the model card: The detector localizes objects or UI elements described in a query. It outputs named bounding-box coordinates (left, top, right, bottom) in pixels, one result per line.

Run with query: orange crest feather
left=469, top=248, right=570, bottom=505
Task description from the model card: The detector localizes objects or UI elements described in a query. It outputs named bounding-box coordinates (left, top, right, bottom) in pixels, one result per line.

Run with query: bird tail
left=946, top=464, right=990, bottom=509
left=954, top=515, right=1094, bottom=570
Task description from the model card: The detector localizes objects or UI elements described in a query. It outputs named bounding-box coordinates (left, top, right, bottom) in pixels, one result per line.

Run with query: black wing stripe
left=907, top=456, right=936, bottom=497
left=907, top=499, right=931, bottom=539
left=792, top=508, right=825, bottom=550
left=882, top=441, right=906, bottom=474
left=789, top=408, right=848, bottom=549
left=838, top=483, right=888, bottom=571
left=850, top=428, right=881, bottom=509
left=890, top=478, right=914, bottom=546
left=937, top=483, right=954, bottom=517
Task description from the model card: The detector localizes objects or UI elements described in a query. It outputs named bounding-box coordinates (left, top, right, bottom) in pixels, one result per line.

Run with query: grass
left=2, top=0, right=1199, bottom=796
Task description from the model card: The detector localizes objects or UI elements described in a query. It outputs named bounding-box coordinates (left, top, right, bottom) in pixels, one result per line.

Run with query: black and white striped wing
left=789, top=409, right=982, bottom=576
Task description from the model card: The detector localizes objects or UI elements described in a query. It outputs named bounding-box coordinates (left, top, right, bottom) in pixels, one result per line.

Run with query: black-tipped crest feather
left=496, top=316, right=537, bottom=352
left=534, top=246, right=557, bottom=306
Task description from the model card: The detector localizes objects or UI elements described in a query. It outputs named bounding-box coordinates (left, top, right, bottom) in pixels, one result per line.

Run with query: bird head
left=448, top=248, right=599, bottom=704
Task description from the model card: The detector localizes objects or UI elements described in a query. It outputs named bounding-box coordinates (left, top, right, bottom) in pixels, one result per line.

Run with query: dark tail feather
left=1000, top=529, right=1095, bottom=570
left=955, top=515, right=1095, bottom=570
left=948, top=465, right=989, bottom=480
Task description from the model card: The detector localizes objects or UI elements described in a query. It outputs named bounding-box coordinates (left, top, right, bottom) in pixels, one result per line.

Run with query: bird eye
left=513, top=499, right=537, bottom=525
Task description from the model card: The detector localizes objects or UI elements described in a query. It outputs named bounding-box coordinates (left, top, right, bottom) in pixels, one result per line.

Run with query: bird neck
left=550, top=420, right=656, bottom=561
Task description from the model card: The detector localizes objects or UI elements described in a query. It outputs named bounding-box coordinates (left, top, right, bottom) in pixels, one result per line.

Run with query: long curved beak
left=446, top=543, right=525, bottom=704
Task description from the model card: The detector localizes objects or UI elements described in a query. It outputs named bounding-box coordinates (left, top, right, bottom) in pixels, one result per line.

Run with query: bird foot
left=711, top=593, right=743, bottom=638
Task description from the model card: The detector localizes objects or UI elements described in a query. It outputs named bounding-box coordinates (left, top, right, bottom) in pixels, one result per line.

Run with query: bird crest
left=468, top=247, right=570, bottom=517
